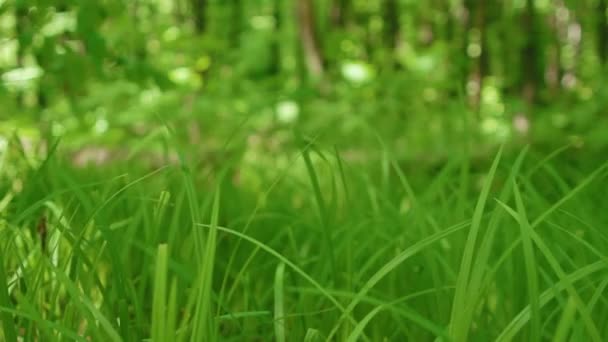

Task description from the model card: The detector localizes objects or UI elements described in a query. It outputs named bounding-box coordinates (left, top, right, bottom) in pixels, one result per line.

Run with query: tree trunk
left=330, top=0, right=348, bottom=27
left=383, top=0, right=399, bottom=50
left=192, top=0, right=207, bottom=34
left=522, top=0, right=542, bottom=105
left=15, top=0, right=28, bottom=106
left=297, top=0, right=324, bottom=79
left=174, top=0, right=184, bottom=23
left=230, top=0, right=242, bottom=47
left=547, top=4, right=563, bottom=97
left=598, top=0, right=608, bottom=65
left=464, top=0, right=487, bottom=111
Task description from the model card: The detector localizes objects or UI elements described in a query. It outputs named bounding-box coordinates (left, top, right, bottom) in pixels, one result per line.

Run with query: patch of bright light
left=482, top=117, right=510, bottom=140
left=467, top=43, right=482, bottom=58
left=41, top=12, right=76, bottom=36
left=250, top=15, right=275, bottom=30
left=0, top=39, right=17, bottom=67
left=482, top=86, right=500, bottom=105
left=466, top=80, right=480, bottom=96
left=416, top=55, right=434, bottom=72
left=481, top=117, right=499, bottom=134
left=140, top=87, right=161, bottom=105
left=513, top=114, right=530, bottom=134
left=94, top=118, right=109, bottom=135
left=537, top=0, right=551, bottom=10
left=1, top=66, right=43, bottom=89
left=276, top=100, right=299, bottom=124
left=168, top=67, right=194, bottom=84
left=0, top=135, right=7, bottom=153
left=341, top=61, right=373, bottom=84
left=163, top=27, right=180, bottom=41
left=195, top=56, right=211, bottom=71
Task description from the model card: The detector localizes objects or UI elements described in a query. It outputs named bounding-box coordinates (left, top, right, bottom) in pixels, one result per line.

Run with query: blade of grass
left=152, top=244, right=169, bottom=342
left=296, top=285, right=452, bottom=338
left=274, top=262, right=286, bottom=342
left=215, top=136, right=320, bottom=320
left=166, top=278, right=178, bottom=340
left=512, top=181, right=540, bottom=341
left=497, top=201, right=603, bottom=342
left=463, top=147, right=529, bottom=319
left=298, top=133, right=337, bottom=281
left=531, top=163, right=608, bottom=227
left=0, top=246, right=17, bottom=342
left=448, top=145, right=503, bottom=342
left=191, top=185, right=221, bottom=342
left=198, top=224, right=350, bottom=318
left=552, top=296, right=578, bottom=342
left=495, top=260, right=606, bottom=341
left=0, top=306, right=87, bottom=341
left=327, top=219, right=471, bottom=340
left=304, top=328, right=321, bottom=342
left=346, top=305, right=384, bottom=342
left=48, top=261, right=122, bottom=342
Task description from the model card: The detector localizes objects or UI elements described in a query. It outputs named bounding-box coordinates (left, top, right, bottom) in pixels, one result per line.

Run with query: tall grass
left=1, top=139, right=607, bottom=341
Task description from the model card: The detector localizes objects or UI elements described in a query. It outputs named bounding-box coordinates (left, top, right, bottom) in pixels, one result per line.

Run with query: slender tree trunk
left=174, top=0, right=184, bottom=23
left=522, top=0, right=542, bottom=105
left=297, top=0, right=324, bottom=79
left=476, top=3, right=486, bottom=110
left=464, top=0, right=487, bottom=111
left=598, top=0, right=608, bottom=65
left=230, top=0, right=242, bottom=47
left=192, top=0, right=207, bottom=34
left=448, top=1, right=467, bottom=97
left=383, top=0, right=399, bottom=50
left=330, top=0, right=348, bottom=27
left=271, top=0, right=281, bottom=75
left=547, top=4, right=563, bottom=97
left=478, top=1, right=491, bottom=84
left=15, top=0, right=28, bottom=106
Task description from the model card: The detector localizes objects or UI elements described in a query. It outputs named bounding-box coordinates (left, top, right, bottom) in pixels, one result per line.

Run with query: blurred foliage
left=1, top=0, right=608, bottom=162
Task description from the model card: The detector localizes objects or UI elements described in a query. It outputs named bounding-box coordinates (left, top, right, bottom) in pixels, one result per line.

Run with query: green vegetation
left=1, top=0, right=608, bottom=341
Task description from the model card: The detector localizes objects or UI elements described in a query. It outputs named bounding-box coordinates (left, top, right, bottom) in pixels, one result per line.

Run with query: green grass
left=1, top=138, right=608, bottom=341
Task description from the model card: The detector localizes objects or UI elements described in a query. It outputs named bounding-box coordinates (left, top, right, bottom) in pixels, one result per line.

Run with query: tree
left=383, top=0, right=400, bottom=50
left=464, top=0, right=489, bottom=111
left=330, top=0, right=348, bottom=27
left=297, top=0, right=324, bottom=79
left=521, top=0, right=543, bottom=104
left=597, top=0, right=608, bottom=65
left=192, top=0, right=207, bottom=33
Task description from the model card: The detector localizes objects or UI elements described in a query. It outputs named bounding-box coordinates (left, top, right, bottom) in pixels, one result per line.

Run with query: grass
left=1, top=136, right=608, bottom=341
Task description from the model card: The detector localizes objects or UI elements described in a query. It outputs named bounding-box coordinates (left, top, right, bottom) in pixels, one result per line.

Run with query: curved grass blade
left=0, top=250, right=17, bottom=342
left=448, top=145, right=503, bottom=342
left=327, top=219, right=471, bottom=340
left=497, top=201, right=603, bottom=342
left=512, top=182, right=540, bottom=341
left=495, top=261, right=606, bottom=341
left=197, top=224, right=350, bottom=319
left=346, top=305, right=385, bottom=342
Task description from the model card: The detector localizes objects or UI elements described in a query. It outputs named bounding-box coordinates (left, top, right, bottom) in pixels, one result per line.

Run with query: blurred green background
left=1, top=0, right=607, bottom=161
